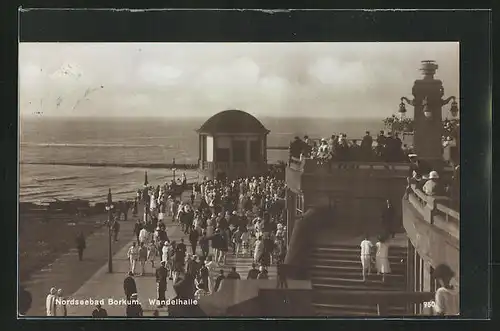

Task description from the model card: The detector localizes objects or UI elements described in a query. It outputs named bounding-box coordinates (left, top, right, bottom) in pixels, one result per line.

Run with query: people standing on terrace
left=422, top=171, right=445, bottom=196
left=361, top=131, right=373, bottom=159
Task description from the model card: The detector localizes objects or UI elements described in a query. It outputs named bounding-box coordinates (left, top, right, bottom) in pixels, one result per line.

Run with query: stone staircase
left=309, top=243, right=408, bottom=316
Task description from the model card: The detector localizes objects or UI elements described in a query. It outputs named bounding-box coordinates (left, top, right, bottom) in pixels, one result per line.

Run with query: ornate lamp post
left=143, top=171, right=149, bottom=223
left=105, top=188, right=114, bottom=273
left=398, top=60, right=459, bottom=169
left=172, top=158, right=177, bottom=183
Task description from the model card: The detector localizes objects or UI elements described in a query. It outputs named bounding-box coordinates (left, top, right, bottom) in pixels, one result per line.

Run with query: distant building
left=197, top=109, right=270, bottom=181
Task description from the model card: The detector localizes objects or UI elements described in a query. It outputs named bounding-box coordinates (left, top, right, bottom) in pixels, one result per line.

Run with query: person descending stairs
left=309, top=242, right=408, bottom=316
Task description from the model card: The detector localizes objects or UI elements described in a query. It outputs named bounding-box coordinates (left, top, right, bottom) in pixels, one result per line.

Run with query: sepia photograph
left=18, top=41, right=460, bottom=318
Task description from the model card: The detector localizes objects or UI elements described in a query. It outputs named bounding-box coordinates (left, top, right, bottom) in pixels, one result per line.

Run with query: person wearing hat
left=45, top=287, right=57, bottom=316
left=289, top=136, right=303, bottom=161
left=423, top=170, right=445, bottom=196
left=302, top=135, right=312, bottom=158
left=126, top=293, right=143, bottom=317
left=91, top=303, right=108, bottom=317
left=433, top=264, right=459, bottom=316
left=155, top=261, right=168, bottom=307
left=257, top=265, right=269, bottom=279
left=123, top=271, right=137, bottom=301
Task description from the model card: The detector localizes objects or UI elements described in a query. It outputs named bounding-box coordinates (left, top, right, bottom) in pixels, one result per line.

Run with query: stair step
left=313, top=283, right=404, bottom=292
left=311, top=276, right=405, bottom=286
left=310, top=257, right=407, bottom=264
left=310, top=269, right=405, bottom=279
left=309, top=261, right=406, bottom=272
left=314, top=245, right=407, bottom=253
left=313, top=246, right=407, bottom=255
left=312, top=302, right=407, bottom=314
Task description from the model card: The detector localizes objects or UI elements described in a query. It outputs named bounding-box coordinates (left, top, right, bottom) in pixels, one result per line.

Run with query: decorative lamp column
left=172, top=158, right=177, bottom=183
left=143, top=171, right=149, bottom=223
left=105, top=188, right=114, bottom=273
left=398, top=60, right=459, bottom=171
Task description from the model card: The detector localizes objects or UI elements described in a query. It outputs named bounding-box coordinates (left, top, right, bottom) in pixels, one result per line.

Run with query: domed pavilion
left=197, top=109, right=270, bottom=181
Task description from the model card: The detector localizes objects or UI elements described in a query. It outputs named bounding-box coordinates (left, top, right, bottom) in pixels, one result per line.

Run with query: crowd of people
left=289, top=131, right=410, bottom=165
left=118, top=174, right=289, bottom=316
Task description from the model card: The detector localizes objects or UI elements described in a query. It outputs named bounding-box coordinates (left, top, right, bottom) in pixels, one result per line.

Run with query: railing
left=288, top=157, right=410, bottom=173
left=407, top=184, right=459, bottom=239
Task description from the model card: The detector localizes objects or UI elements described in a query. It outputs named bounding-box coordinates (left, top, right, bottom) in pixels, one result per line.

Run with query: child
left=360, top=235, right=373, bottom=281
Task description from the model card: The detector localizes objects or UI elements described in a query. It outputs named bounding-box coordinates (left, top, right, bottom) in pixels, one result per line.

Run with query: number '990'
left=423, top=301, right=436, bottom=308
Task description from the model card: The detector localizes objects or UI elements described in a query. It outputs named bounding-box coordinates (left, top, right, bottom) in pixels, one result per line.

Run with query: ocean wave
left=34, top=176, right=80, bottom=183
left=21, top=142, right=176, bottom=149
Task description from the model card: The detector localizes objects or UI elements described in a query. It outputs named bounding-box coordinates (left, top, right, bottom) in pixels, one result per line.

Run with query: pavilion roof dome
left=197, top=109, right=270, bottom=135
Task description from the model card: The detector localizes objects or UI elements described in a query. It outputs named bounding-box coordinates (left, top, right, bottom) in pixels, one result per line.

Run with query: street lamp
left=143, top=171, right=149, bottom=223
left=105, top=188, right=114, bottom=273
left=172, top=158, right=177, bottom=183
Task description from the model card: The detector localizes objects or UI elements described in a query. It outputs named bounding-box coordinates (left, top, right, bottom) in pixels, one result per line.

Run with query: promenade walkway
left=24, top=206, right=141, bottom=316
left=66, top=221, right=186, bottom=316
left=25, top=189, right=278, bottom=317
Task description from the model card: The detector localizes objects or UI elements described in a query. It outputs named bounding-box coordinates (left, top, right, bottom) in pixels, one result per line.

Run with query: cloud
left=198, top=57, right=260, bottom=86
left=308, top=58, right=371, bottom=89
left=19, top=63, right=44, bottom=87
left=137, top=63, right=183, bottom=85
left=49, top=62, right=83, bottom=80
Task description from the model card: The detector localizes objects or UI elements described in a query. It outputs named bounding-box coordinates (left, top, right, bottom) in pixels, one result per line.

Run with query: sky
left=19, top=42, right=459, bottom=119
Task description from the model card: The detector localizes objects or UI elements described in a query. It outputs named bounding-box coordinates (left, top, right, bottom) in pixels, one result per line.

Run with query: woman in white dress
left=204, top=257, right=217, bottom=293
left=375, top=235, right=391, bottom=282
left=161, top=241, right=169, bottom=264
left=253, top=236, right=264, bottom=264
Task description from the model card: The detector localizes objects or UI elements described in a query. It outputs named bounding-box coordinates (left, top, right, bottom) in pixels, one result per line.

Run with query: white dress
left=375, top=242, right=391, bottom=274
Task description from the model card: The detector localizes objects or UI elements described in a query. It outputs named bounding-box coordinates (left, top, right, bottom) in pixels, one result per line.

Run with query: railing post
left=406, top=240, right=415, bottom=314
left=428, top=198, right=436, bottom=225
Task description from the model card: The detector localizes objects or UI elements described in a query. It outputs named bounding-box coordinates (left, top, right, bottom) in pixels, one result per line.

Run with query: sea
left=19, top=116, right=385, bottom=204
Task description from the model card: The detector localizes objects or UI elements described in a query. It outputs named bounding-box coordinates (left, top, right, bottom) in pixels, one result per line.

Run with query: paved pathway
left=24, top=206, right=141, bottom=316
left=27, top=189, right=278, bottom=317
left=66, top=222, right=186, bottom=316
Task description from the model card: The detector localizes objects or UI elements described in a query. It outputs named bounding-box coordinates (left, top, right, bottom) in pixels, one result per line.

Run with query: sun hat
left=429, top=171, right=439, bottom=179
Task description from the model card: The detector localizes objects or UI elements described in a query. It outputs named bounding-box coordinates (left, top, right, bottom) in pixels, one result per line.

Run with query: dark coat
left=123, top=276, right=137, bottom=296
left=156, top=266, right=168, bottom=284
left=76, top=234, right=86, bottom=250
left=92, top=308, right=108, bottom=317
left=126, top=303, right=143, bottom=317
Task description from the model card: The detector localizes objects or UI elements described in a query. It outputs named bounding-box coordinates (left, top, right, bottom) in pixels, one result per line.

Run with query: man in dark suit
left=91, top=304, right=108, bottom=317
left=155, top=261, right=168, bottom=307
left=76, top=232, right=86, bottom=261
left=126, top=293, right=143, bottom=317
left=123, top=271, right=137, bottom=301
